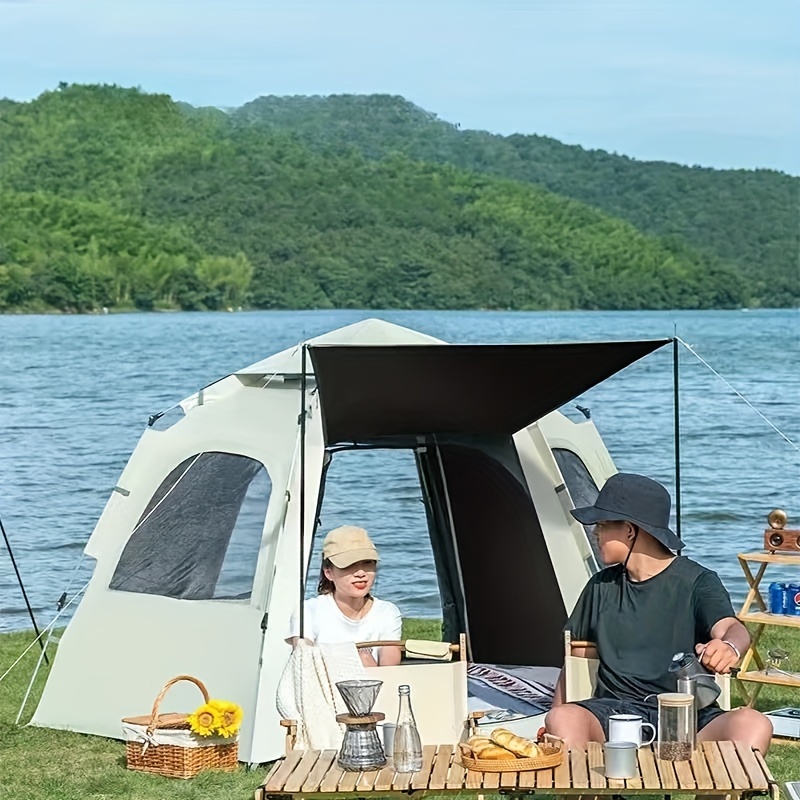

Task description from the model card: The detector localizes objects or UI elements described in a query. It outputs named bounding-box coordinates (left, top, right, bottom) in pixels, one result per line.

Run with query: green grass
left=0, top=621, right=797, bottom=798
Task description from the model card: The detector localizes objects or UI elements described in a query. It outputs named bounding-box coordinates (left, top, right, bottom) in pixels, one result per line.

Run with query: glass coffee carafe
left=335, top=680, right=387, bottom=771
left=656, top=692, right=696, bottom=761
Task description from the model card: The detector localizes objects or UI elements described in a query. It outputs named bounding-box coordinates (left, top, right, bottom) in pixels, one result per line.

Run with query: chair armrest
left=564, top=630, right=598, bottom=659
left=356, top=636, right=466, bottom=661
left=279, top=719, right=298, bottom=755
left=465, top=711, right=485, bottom=736
left=564, top=630, right=599, bottom=702
left=570, top=642, right=598, bottom=659
left=355, top=640, right=460, bottom=652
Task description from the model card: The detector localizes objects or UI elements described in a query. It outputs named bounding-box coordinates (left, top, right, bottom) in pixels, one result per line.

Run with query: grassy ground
left=0, top=620, right=797, bottom=799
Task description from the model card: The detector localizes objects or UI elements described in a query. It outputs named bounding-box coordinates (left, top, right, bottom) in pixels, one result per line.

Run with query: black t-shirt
left=565, top=556, right=735, bottom=702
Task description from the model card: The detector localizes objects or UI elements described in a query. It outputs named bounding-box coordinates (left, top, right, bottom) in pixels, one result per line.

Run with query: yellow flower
left=187, top=703, right=222, bottom=737
left=208, top=698, right=243, bottom=738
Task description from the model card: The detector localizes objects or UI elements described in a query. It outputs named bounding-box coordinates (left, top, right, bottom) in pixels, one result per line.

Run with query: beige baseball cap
left=322, top=526, right=380, bottom=568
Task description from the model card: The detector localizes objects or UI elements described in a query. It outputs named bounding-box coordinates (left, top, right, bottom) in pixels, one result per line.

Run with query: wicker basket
left=121, top=675, right=238, bottom=779
left=458, top=737, right=564, bottom=772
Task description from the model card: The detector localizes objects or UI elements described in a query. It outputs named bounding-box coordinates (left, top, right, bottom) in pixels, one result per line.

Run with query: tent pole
left=299, top=345, right=307, bottom=640
left=0, top=514, right=48, bottom=664
left=433, top=440, right=473, bottom=662
left=672, top=336, right=681, bottom=541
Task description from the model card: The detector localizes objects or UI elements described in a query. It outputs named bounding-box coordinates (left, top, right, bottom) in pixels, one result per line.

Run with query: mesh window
left=109, top=452, right=271, bottom=600
left=552, top=447, right=602, bottom=569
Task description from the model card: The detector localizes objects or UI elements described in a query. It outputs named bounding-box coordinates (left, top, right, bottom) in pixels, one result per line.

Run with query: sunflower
left=208, top=698, right=243, bottom=738
left=187, top=703, right=223, bottom=737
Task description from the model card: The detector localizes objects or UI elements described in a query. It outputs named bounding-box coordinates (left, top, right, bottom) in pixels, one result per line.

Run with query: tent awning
left=308, top=339, right=671, bottom=445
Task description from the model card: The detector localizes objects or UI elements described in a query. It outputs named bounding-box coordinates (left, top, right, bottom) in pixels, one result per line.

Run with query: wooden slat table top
left=481, top=768, right=500, bottom=790
left=283, top=750, right=322, bottom=794
left=586, top=741, right=606, bottom=790
left=719, top=740, right=751, bottom=790
left=654, top=752, right=678, bottom=789
left=444, top=753, right=465, bottom=790
left=428, top=744, right=452, bottom=791
left=702, top=740, right=734, bottom=790
left=372, top=757, right=395, bottom=792
left=411, top=745, right=438, bottom=791
left=636, top=745, right=661, bottom=790
left=735, top=741, right=769, bottom=790
left=258, top=741, right=776, bottom=799
left=303, top=751, right=338, bottom=794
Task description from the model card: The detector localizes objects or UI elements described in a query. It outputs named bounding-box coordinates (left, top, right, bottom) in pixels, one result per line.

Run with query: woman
left=287, top=525, right=403, bottom=666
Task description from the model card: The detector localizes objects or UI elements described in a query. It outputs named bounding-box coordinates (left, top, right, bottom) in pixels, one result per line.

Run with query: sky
left=1, top=0, right=798, bottom=174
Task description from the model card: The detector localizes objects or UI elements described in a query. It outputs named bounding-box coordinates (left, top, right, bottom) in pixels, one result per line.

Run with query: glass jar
left=392, top=685, right=423, bottom=773
left=657, top=692, right=696, bottom=761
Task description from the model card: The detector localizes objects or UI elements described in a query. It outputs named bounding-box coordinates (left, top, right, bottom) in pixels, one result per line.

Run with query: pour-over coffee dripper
left=335, top=680, right=386, bottom=771
left=337, top=680, right=383, bottom=716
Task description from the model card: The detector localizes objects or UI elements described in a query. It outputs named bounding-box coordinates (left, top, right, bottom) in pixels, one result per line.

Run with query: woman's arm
left=376, top=602, right=403, bottom=666
left=377, top=645, right=402, bottom=666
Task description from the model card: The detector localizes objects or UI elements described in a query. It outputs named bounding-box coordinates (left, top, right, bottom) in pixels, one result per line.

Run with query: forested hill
left=0, top=85, right=793, bottom=314
left=235, top=94, right=799, bottom=307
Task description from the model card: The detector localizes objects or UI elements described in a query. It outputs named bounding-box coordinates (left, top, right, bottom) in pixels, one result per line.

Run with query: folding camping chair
left=280, top=635, right=471, bottom=754
left=563, top=630, right=731, bottom=708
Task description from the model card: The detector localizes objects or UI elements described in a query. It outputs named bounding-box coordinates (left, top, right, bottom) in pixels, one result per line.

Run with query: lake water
left=1, top=309, right=799, bottom=634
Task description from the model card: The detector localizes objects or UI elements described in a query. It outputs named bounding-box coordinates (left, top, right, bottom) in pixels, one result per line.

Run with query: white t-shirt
left=287, top=594, right=402, bottom=662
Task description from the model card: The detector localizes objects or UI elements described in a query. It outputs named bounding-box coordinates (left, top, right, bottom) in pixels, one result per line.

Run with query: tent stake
left=672, top=336, right=681, bottom=541
left=299, top=344, right=307, bottom=640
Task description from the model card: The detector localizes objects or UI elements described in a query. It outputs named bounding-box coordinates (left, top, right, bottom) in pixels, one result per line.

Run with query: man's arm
left=696, top=616, right=749, bottom=674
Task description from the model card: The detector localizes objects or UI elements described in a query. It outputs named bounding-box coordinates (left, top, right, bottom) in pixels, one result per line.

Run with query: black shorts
left=574, top=696, right=726, bottom=741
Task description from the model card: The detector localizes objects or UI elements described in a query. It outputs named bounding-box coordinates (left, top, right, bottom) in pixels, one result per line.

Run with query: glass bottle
left=657, top=692, right=696, bottom=761
left=392, top=684, right=423, bottom=773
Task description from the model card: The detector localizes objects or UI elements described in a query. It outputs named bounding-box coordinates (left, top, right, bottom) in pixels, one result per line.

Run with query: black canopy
left=309, top=339, right=671, bottom=445
left=306, top=337, right=673, bottom=665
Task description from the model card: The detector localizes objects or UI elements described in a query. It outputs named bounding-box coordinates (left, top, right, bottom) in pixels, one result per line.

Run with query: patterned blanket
left=467, top=662, right=559, bottom=716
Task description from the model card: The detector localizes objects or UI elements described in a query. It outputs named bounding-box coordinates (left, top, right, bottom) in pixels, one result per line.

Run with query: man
left=545, top=472, right=772, bottom=754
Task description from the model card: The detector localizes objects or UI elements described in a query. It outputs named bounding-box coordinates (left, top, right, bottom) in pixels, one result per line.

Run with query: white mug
left=608, top=713, right=656, bottom=747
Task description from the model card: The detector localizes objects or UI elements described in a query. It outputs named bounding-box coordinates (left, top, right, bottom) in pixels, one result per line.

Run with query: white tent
left=30, top=318, right=668, bottom=763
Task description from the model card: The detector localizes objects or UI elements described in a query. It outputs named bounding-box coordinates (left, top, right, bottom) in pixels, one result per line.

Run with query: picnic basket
left=121, top=674, right=238, bottom=779
left=458, top=735, right=564, bottom=772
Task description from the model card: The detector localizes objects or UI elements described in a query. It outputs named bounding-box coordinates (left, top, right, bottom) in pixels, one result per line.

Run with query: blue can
left=789, top=584, right=800, bottom=615
left=769, top=582, right=787, bottom=614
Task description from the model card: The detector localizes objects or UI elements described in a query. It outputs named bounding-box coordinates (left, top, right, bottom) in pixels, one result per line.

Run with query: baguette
left=475, top=744, right=517, bottom=761
left=466, top=736, right=493, bottom=754
left=490, top=728, right=541, bottom=758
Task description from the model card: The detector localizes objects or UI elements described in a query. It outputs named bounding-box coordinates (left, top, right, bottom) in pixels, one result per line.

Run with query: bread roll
left=490, top=728, right=541, bottom=758
left=466, top=736, right=493, bottom=754
left=475, top=744, right=516, bottom=761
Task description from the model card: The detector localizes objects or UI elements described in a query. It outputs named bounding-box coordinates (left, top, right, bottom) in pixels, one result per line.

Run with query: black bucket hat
left=570, top=472, right=683, bottom=552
